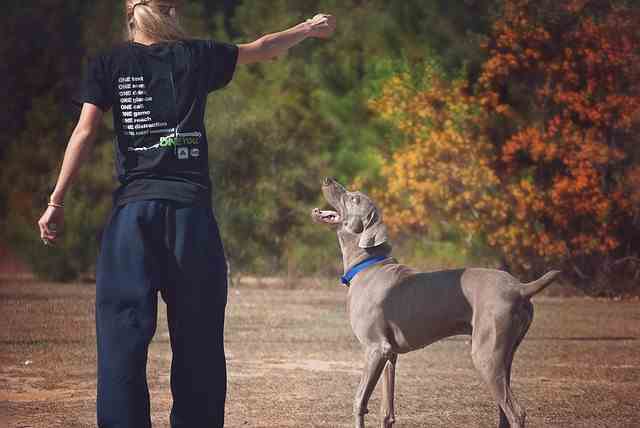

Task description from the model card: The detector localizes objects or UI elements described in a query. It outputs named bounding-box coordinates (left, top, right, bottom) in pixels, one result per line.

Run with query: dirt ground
left=0, top=280, right=638, bottom=427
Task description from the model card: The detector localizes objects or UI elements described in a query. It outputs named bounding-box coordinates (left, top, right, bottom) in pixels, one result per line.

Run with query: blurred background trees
left=479, top=0, right=640, bottom=292
left=370, top=0, right=640, bottom=294
left=1, top=0, right=637, bottom=294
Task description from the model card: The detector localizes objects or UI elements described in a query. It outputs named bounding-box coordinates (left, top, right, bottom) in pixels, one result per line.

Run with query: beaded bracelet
left=48, top=201, right=64, bottom=209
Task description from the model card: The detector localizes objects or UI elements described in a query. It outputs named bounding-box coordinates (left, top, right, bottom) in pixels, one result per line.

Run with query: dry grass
left=1, top=280, right=639, bottom=427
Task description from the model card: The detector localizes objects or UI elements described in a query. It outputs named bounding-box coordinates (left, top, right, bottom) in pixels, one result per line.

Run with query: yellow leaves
left=370, top=64, right=508, bottom=251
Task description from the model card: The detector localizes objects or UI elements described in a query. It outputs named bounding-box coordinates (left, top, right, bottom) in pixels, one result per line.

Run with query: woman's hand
left=307, top=14, right=336, bottom=39
left=38, top=205, right=65, bottom=246
left=237, top=13, right=337, bottom=65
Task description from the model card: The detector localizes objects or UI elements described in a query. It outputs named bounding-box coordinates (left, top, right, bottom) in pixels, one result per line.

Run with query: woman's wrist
left=49, top=192, right=65, bottom=207
left=299, top=20, right=314, bottom=37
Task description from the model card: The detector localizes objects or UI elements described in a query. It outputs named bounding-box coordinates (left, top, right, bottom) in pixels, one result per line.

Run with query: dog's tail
left=519, top=270, right=562, bottom=299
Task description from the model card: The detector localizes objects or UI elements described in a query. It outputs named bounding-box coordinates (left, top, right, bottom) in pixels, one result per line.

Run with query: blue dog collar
left=340, top=255, right=388, bottom=286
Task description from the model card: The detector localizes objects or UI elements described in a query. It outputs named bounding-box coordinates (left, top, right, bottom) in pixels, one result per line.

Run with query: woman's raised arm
left=237, top=14, right=336, bottom=65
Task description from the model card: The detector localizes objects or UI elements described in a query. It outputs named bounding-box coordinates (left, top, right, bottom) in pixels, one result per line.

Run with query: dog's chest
left=346, top=263, right=417, bottom=328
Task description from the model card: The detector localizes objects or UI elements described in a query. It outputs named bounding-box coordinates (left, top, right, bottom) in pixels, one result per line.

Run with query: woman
left=37, top=1, right=335, bottom=427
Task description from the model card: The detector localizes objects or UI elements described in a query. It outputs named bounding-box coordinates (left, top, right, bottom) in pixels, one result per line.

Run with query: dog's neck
left=337, top=229, right=392, bottom=274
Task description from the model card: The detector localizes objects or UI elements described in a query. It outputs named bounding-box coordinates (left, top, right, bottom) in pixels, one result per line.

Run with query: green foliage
left=2, top=0, right=496, bottom=280
left=0, top=1, right=117, bottom=281
left=2, top=140, right=113, bottom=281
left=206, top=0, right=494, bottom=273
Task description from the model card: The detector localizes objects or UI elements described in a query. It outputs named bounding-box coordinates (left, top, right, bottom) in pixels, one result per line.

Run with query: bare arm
left=237, top=14, right=336, bottom=65
left=38, top=103, right=103, bottom=244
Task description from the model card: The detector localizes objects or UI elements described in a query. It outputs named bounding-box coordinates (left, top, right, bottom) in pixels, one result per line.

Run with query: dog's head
left=311, top=177, right=388, bottom=248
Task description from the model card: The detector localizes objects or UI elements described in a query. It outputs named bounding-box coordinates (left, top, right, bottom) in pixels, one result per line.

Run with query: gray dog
left=311, top=178, right=560, bottom=428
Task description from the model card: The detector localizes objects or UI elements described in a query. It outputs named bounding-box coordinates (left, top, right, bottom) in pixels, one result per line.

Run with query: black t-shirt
left=79, top=39, right=238, bottom=206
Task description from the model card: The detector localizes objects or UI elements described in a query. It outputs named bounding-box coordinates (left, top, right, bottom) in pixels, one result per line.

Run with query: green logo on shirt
left=159, top=135, right=199, bottom=148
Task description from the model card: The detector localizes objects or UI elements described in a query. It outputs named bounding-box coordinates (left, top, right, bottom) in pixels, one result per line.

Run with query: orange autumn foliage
left=371, top=0, right=640, bottom=287
left=368, top=65, right=508, bottom=239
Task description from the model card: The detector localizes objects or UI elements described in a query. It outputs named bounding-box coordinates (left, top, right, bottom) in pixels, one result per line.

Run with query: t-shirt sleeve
left=203, top=40, right=239, bottom=92
left=76, top=55, right=112, bottom=112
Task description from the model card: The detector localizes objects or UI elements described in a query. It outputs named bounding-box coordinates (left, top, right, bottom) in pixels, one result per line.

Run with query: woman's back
left=84, top=39, right=237, bottom=206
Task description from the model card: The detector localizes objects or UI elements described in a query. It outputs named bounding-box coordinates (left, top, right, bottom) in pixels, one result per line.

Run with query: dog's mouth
left=311, top=208, right=342, bottom=225
left=313, top=177, right=347, bottom=226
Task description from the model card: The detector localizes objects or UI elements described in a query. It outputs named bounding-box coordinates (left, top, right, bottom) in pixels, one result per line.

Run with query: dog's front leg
left=380, top=354, right=397, bottom=428
left=354, top=346, right=388, bottom=428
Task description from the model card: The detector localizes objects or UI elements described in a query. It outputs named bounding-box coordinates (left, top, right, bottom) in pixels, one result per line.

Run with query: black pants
left=96, top=200, right=228, bottom=428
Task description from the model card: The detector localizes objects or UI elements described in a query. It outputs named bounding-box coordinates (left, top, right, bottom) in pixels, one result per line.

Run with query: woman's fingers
left=324, top=14, right=336, bottom=28
left=43, top=226, right=59, bottom=240
left=38, top=207, right=64, bottom=246
left=39, top=221, right=56, bottom=241
left=40, top=225, right=59, bottom=245
left=309, top=13, right=336, bottom=38
left=39, top=224, right=55, bottom=245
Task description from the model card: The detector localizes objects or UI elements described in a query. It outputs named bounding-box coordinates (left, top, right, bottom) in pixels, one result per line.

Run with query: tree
left=1, top=0, right=497, bottom=279
left=205, top=0, right=494, bottom=274
left=372, top=0, right=640, bottom=294
left=369, top=61, right=505, bottom=264
left=0, top=1, right=104, bottom=280
left=479, top=0, right=640, bottom=292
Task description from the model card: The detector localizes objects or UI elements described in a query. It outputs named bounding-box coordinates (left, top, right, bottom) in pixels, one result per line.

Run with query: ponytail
left=125, top=0, right=187, bottom=43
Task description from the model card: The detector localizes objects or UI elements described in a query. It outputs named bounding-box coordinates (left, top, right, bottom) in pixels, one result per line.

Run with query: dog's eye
left=352, top=196, right=360, bottom=204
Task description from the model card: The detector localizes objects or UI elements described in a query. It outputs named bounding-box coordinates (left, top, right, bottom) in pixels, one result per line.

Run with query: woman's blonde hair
left=125, top=0, right=187, bottom=42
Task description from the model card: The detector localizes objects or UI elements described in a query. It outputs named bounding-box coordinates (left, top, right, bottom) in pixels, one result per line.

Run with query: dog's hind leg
left=354, top=345, right=390, bottom=428
left=379, top=353, right=397, bottom=428
left=497, top=339, right=521, bottom=428
left=471, top=315, right=527, bottom=428
left=497, top=302, right=534, bottom=427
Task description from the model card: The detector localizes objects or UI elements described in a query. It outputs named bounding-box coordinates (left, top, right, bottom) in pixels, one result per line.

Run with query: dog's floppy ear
left=358, top=208, right=388, bottom=248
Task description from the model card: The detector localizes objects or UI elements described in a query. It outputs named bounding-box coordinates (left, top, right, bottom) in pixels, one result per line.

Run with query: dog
left=311, top=178, right=560, bottom=428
